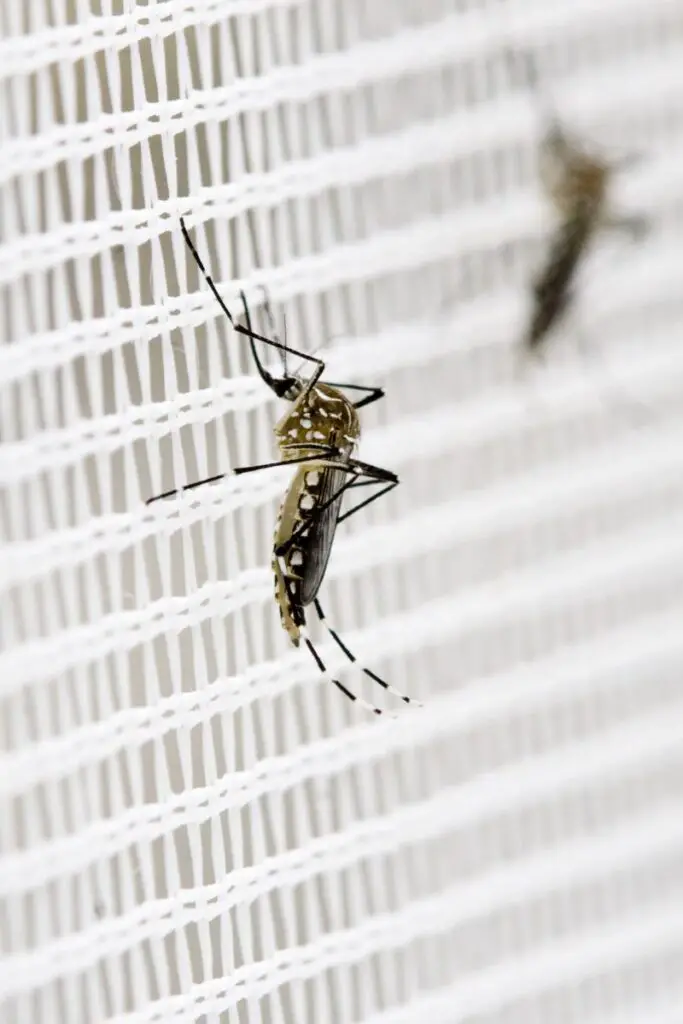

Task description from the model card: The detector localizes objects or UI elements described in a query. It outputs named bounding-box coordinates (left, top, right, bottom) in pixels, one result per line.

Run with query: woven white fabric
left=3, top=0, right=683, bottom=1020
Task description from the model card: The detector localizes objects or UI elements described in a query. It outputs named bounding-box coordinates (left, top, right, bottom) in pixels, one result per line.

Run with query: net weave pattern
left=2, top=0, right=683, bottom=1021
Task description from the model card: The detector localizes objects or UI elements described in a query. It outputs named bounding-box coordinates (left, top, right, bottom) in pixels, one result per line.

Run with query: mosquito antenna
left=292, top=341, right=319, bottom=380
left=238, top=289, right=283, bottom=393
left=253, top=285, right=288, bottom=375
left=261, top=291, right=322, bottom=384
left=282, top=314, right=288, bottom=377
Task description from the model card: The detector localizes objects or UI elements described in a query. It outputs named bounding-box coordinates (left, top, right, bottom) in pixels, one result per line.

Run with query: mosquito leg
left=146, top=472, right=229, bottom=505
left=274, top=462, right=399, bottom=556
left=336, top=458, right=399, bottom=522
left=313, top=599, right=422, bottom=707
left=251, top=287, right=291, bottom=378
left=179, top=218, right=325, bottom=386
left=233, top=320, right=311, bottom=367
left=324, top=382, right=385, bottom=410
left=146, top=449, right=335, bottom=504
left=180, top=217, right=239, bottom=329
left=336, top=478, right=399, bottom=524
left=345, top=458, right=398, bottom=483
left=236, top=298, right=324, bottom=399
left=233, top=447, right=334, bottom=476
left=274, top=469, right=364, bottom=557
left=256, top=285, right=280, bottom=341
left=236, top=292, right=323, bottom=379
left=238, top=291, right=314, bottom=395
left=352, top=389, right=384, bottom=411
left=302, top=633, right=389, bottom=716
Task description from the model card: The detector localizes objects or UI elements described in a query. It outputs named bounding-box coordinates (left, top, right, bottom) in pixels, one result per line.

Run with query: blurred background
left=2, top=0, right=683, bottom=1021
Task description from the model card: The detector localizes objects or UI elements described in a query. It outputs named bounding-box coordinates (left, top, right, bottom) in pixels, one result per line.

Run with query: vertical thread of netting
left=2, top=0, right=683, bottom=1021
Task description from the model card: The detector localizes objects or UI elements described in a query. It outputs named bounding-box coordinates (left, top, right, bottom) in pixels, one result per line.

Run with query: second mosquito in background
left=510, top=48, right=649, bottom=363
left=147, top=219, right=422, bottom=717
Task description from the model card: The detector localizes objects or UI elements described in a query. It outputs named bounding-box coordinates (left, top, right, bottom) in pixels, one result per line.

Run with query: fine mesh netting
left=3, top=0, right=683, bottom=1021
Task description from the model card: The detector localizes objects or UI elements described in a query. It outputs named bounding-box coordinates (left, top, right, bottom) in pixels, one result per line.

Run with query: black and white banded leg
left=145, top=445, right=342, bottom=504
left=324, top=380, right=385, bottom=411
left=300, top=626, right=390, bottom=716
left=312, top=598, right=422, bottom=710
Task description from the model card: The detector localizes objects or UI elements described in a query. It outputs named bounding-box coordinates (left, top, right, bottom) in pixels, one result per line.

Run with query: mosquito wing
left=300, top=465, right=346, bottom=606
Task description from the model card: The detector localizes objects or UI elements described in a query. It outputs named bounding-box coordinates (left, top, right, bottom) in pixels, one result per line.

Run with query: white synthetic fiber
left=3, top=0, right=683, bottom=1021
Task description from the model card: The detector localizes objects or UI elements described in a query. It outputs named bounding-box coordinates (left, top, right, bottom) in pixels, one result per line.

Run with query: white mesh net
left=3, top=0, right=683, bottom=1020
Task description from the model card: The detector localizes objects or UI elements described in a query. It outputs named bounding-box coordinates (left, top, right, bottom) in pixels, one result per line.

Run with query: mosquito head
left=268, top=372, right=304, bottom=401
left=235, top=293, right=308, bottom=403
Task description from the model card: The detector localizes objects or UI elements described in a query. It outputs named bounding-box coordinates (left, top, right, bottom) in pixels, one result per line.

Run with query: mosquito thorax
left=538, top=123, right=607, bottom=214
left=274, top=381, right=361, bottom=460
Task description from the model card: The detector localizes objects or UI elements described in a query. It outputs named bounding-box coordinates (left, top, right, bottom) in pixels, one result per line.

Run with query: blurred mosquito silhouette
left=510, top=48, right=649, bottom=362
left=147, top=219, right=421, bottom=716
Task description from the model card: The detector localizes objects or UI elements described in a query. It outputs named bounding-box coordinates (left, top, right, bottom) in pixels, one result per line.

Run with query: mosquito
left=147, top=219, right=421, bottom=716
left=510, top=48, right=649, bottom=359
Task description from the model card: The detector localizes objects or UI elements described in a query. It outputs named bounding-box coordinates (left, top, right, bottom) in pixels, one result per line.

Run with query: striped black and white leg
left=302, top=631, right=390, bottom=716
left=313, top=599, right=422, bottom=709
left=275, top=552, right=388, bottom=715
